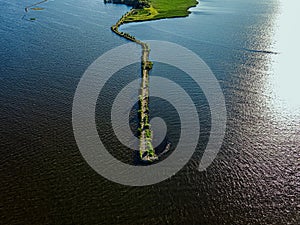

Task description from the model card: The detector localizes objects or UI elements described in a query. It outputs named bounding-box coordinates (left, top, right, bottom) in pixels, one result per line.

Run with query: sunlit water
left=266, top=0, right=300, bottom=122
left=0, top=0, right=299, bottom=224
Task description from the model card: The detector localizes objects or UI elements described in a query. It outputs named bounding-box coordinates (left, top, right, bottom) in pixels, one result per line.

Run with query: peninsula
left=109, top=0, right=198, bottom=162
left=108, top=0, right=198, bottom=22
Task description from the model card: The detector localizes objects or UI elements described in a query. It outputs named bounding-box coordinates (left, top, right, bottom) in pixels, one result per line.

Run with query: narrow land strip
left=111, top=12, right=157, bottom=161
left=110, top=0, right=198, bottom=162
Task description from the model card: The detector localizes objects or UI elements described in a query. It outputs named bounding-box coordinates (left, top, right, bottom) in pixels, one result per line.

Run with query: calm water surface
left=0, top=0, right=299, bottom=224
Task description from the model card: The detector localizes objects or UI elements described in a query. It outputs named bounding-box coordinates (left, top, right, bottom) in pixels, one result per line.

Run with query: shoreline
left=108, top=0, right=198, bottom=23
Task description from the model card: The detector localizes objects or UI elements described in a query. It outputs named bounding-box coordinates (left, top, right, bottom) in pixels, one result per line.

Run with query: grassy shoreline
left=123, top=0, right=198, bottom=23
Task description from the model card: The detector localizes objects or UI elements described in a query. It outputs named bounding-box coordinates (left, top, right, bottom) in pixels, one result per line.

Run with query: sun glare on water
left=267, top=0, right=300, bottom=121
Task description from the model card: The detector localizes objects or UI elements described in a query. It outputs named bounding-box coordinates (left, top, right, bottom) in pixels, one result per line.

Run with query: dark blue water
left=1, top=0, right=299, bottom=224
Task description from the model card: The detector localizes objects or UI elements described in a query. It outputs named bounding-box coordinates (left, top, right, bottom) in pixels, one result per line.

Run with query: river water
left=0, top=0, right=299, bottom=224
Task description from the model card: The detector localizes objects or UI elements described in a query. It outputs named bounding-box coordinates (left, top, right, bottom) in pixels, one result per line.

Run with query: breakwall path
left=111, top=12, right=158, bottom=162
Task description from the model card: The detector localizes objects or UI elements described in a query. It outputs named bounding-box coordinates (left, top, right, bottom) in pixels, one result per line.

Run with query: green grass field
left=124, top=0, right=198, bottom=22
